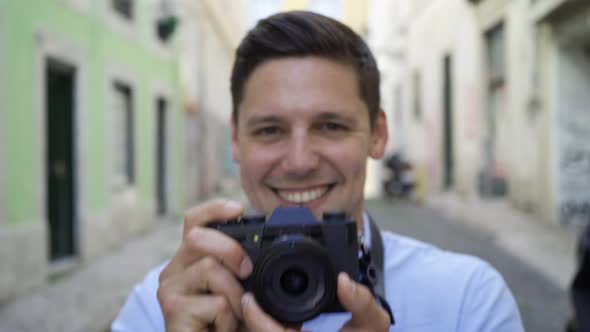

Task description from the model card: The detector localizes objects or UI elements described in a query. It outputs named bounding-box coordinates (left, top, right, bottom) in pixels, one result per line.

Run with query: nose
left=281, top=131, right=320, bottom=177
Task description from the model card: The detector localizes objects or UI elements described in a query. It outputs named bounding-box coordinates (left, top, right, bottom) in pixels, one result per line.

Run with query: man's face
left=231, top=56, right=387, bottom=225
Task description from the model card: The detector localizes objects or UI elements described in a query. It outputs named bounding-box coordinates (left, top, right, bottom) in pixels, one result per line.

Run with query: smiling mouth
left=271, top=184, right=335, bottom=204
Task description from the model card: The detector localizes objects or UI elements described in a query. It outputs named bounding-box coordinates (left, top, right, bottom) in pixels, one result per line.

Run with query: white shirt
left=112, top=216, right=524, bottom=332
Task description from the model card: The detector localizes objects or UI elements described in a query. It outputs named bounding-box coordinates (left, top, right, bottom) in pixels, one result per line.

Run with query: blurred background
left=0, top=0, right=589, bottom=331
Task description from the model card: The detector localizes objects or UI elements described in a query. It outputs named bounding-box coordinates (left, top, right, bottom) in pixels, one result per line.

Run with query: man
left=112, top=11, right=524, bottom=332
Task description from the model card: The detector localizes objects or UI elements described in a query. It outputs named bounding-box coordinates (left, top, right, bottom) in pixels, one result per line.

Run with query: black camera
left=209, top=206, right=360, bottom=323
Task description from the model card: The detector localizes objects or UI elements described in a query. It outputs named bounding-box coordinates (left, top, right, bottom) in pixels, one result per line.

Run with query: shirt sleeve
left=111, top=263, right=167, bottom=332
left=457, top=262, right=525, bottom=332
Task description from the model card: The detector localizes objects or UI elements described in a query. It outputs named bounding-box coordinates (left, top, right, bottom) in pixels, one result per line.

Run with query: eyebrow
left=244, top=115, right=284, bottom=128
left=315, top=111, right=356, bottom=123
left=243, top=110, right=358, bottom=128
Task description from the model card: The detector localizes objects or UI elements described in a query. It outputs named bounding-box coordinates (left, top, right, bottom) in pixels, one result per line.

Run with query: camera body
left=209, top=206, right=360, bottom=323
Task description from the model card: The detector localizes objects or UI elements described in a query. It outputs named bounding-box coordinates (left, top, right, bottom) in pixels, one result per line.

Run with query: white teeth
left=302, top=191, right=311, bottom=202
left=278, top=187, right=328, bottom=203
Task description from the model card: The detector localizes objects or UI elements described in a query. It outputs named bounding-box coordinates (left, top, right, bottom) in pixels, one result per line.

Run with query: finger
left=183, top=226, right=252, bottom=278
left=160, top=256, right=245, bottom=319
left=214, top=306, right=240, bottom=332
left=161, top=199, right=246, bottom=280
left=337, top=273, right=390, bottom=330
left=161, top=294, right=238, bottom=332
left=241, top=293, right=301, bottom=332
left=183, top=199, right=244, bottom=235
left=162, top=227, right=251, bottom=282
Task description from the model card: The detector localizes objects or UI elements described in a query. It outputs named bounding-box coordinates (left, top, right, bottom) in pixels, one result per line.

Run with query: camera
left=209, top=206, right=360, bottom=323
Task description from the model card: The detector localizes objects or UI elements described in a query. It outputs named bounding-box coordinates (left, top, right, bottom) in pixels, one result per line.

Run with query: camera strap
left=364, top=215, right=395, bottom=325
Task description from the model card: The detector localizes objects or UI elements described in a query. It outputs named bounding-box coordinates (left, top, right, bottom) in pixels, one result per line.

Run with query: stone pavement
left=0, top=221, right=182, bottom=332
left=0, top=192, right=579, bottom=332
left=425, top=193, right=579, bottom=290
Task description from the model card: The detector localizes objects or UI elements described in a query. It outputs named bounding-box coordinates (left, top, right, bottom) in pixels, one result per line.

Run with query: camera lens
left=280, top=268, right=309, bottom=296
left=251, top=234, right=337, bottom=323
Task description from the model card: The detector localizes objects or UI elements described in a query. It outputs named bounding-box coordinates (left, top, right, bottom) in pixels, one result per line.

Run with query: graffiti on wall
left=559, top=114, right=590, bottom=225
left=558, top=45, right=590, bottom=225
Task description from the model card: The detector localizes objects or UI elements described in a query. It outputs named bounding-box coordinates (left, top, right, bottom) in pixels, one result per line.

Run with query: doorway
left=45, top=58, right=77, bottom=261
left=480, top=23, right=508, bottom=197
left=442, top=54, right=454, bottom=189
left=156, top=97, right=168, bottom=216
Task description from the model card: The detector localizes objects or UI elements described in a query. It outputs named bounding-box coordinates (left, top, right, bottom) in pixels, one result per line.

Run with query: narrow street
left=367, top=199, right=572, bottom=332
left=0, top=198, right=574, bottom=332
left=2, top=1, right=588, bottom=332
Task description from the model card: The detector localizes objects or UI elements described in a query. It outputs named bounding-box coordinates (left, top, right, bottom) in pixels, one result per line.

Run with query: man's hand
left=157, top=199, right=252, bottom=332
left=240, top=293, right=307, bottom=332
left=337, top=273, right=391, bottom=331
left=240, top=272, right=390, bottom=332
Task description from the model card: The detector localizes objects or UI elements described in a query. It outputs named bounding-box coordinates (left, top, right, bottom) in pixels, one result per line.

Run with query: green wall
left=1, top=0, right=183, bottom=224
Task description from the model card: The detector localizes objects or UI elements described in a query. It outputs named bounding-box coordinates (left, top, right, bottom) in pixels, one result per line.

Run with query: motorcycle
left=382, top=152, right=416, bottom=200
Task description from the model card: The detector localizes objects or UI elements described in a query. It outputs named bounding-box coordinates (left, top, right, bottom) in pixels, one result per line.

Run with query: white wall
left=554, top=7, right=590, bottom=224
left=178, top=0, right=245, bottom=204
left=557, top=47, right=590, bottom=225
left=366, top=0, right=403, bottom=197
left=402, top=0, right=482, bottom=195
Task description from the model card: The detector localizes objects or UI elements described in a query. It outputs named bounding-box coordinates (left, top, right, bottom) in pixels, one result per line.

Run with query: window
left=394, top=85, right=403, bottom=126
left=413, top=70, right=422, bottom=121
left=155, top=0, right=177, bottom=44
left=112, top=0, right=134, bottom=20
left=486, top=23, right=505, bottom=90
left=113, top=82, right=134, bottom=187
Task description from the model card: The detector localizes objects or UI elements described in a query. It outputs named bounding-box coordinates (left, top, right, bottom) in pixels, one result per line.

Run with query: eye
left=318, top=122, right=348, bottom=132
left=252, top=126, right=283, bottom=137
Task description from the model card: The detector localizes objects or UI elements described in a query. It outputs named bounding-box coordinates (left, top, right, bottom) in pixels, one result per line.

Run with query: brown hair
left=230, top=11, right=380, bottom=129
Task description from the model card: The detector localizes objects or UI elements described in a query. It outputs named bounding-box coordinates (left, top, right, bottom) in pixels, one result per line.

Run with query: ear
left=231, top=114, right=240, bottom=163
left=369, top=110, right=388, bottom=159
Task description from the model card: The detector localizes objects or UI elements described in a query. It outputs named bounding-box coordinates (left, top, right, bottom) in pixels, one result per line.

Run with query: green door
left=46, top=58, right=76, bottom=261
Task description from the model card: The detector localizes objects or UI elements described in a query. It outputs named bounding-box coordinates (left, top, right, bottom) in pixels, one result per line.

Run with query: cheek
left=239, top=145, right=279, bottom=176
left=353, top=161, right=365, bottom=177
left=240, top=156, right=265, bottom=178
left=322, top=154, right=367, bottom=196
left=328, top=144, right=368, bottom=177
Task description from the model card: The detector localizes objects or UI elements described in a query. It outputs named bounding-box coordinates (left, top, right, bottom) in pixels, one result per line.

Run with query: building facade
left=177, top=0, right=247, bottom=206
left=369, top=0, right=590, bottom=225
left=0, top=0, right=183, bottom=303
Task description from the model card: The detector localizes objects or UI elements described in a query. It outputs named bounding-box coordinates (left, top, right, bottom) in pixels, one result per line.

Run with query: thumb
left=337, top=273, right=390, bottom=331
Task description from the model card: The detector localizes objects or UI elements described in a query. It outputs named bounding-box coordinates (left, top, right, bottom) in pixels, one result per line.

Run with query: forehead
left=238, top=56, right=367, bottom=122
